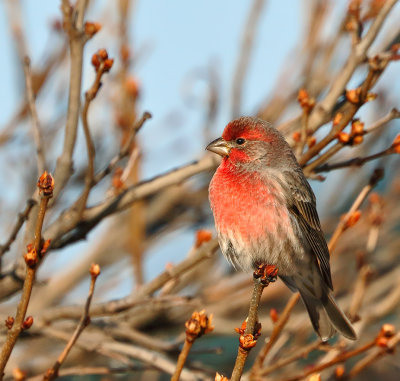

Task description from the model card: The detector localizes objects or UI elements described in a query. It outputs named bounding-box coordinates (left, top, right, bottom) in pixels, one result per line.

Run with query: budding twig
left=328, top=168, right=384, bottom=254
left=251, top=292, right=300, bottom=376
left=43, top=264, right=100, bottom=381
left=74, top=49, right=114, bottom=218
left=171, top=310, right=214, bottom=381
left=0, top=172, right=53, bottom=378
left=231, top=265, right=278, bottom=381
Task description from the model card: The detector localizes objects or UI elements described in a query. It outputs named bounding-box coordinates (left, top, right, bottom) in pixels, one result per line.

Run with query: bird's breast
left=209, top=165, right=292, bottom=243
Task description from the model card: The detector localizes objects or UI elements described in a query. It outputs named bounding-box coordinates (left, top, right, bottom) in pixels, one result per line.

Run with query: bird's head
left=206, top=117, right=293, bottom=169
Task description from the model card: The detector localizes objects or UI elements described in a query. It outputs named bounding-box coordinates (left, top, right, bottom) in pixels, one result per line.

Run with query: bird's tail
left=299, top=288, right=357, bottom=341
left=280, top=275, right=356, bottom=341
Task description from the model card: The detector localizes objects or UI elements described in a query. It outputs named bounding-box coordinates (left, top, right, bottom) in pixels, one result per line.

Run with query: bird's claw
left=254, top=264, right=278, bottom=285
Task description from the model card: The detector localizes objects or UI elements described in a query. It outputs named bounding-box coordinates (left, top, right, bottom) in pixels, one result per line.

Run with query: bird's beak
left=206, top=137, right=231, bottom=157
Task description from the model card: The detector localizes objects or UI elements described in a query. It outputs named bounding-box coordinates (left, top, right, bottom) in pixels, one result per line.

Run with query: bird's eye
left=236, top=138, right=245, bottom=145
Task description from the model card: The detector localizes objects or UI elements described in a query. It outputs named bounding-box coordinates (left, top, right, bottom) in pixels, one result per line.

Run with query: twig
left=231, top=265, right=278, bottom=381
left=281, top=339, right=376, bottom=381
left=28, top=365, right=143, bottom=381
left=0, top=199, right=36, bottom=259
left=75, top=53, right=114, bottom=217
left=171, top=310, right=214, bottom=381
left=305, top=108, right=400, bottom=175
left=251, top=292, right=300, bottom=375
left=231, top=0, right=266, bottom=118
left=53, top=0, right=89, bottom=201
left=0, top=173, right=53, bottom=378
left=43, top=264, right=100, bottom=381
left=41, top=239, right=219, bottom=321
left=328, top=168, right=384, bottom=253
left=258, top=340, right=323, bottom=377
left=23, top=57, right=45, bottom=175
left=315, top=142, right=400, bottom=173
left=306, top=0, right=398, bottom=135
left=47, top=154, right=218, bottom=249
left=92, top=111, right=152, bottom=186
left=348, top=265, right=371, bottom=322
left=347, top=333, right=400, bottom=378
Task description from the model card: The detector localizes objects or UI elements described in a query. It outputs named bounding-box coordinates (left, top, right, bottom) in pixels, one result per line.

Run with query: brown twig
left=281, top=339, right=377, bottom=381
left=328, top=168, right=384, bottom=253
left=0, top=172, right=53, bottom=378
left=251, top=292, right=300, bottom=376
left=231, top=0, right=266, bottom=118
left=40, top=239, right=219, bottom=321
left=47, top=154, right=218, bottom=249
left=258, top=340, right=323, bottom=377
left=305, top=0, right=398, bottom=135
left=171, top=310, right=214, bottom=381
left=23, top=57, right=46, bottom=176
left=74, top=52, right=114, bottom=218
left=0, top=199, right=36, bottom=259
left=231, top=265, right=278, bottom=381
left=347, top=332, right=400, bottom=379
left=314, top=142, right=400, bottom=173
left=92, top=111, right=152, bottom=186
left=53, top=0, right=90, bottom=201
left=43, top=264, right=100, bottom=381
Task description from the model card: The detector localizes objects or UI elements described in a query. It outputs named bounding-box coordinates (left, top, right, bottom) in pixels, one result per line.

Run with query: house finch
left=207, top=117, right=356, bottom=341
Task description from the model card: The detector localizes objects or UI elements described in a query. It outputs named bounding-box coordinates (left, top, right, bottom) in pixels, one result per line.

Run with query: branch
left=231, top=265, right=278, bottom=381
left=231, top=0, right=266, bottom=118
left=171, top=310, right=214, bottom=381
left=328, top=168, right=384, bottom=253
left=53, top=0, right=90, bottom=201
left=315, top=142, right=400, bottom=173
left=92, top=111, right=152, bottom=186
left=40, top=239, right=219, bottom=321
left=43, top=264, right=100, bottom=381
left=75, top=51, right=114, bottom=217
left=0, top=199, right=36, bottom=260
left=306, top=0, right=398, bottom=134
left=251, top=292, right=300, bottom=375
left=23, top=57, right=46, bottom=176
left=47, top=155, right=218, bottom=249
left=0, top=173, right=53, bottom=377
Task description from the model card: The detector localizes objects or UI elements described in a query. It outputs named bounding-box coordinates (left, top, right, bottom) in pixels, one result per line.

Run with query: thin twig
left=75, top=58, right=113, bottom=217
left=172, top=340, right=193, bottom=381
left=315, top=142, right=400, bottom=173
left=47, top=154, right=218, bottom=249
left=53, top=0, right=89, bottom=201
left=251, top=292, right=300, bottom=375
left=347, top=333, right=400, bottom=379
left=23, top=57, right=46, bottom=175
left=328, top=168, right=384, bottom=253
left=43, top=264, right=100, bottom=381
left=40, top=239, right=219, bottom=321
left=92, top=111, right=152, bottom=186
left=231, top=266, right=278, bottom=381
left=0, top=199, right=36, bottom=259
left=231, top=277, right=266, bottom=381
left=231, top=0, right=266, bottom=118
left=0, top=173, right=53, bottom=378
left=259, top=340, right=323, bottom=377
left=281, top=339, right=377, bottom=381
left=306, top=0, right=398, bottom=134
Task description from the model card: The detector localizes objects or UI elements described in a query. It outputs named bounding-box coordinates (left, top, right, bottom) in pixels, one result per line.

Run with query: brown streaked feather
left=285, top=171, right=333, bottom=290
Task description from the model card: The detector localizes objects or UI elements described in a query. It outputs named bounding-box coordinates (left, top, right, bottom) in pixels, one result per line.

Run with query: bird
left=206, top=116, right=356, bottom=341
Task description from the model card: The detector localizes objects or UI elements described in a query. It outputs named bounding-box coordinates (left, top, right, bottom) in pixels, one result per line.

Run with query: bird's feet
left=253, top=264, right=278, bottom=286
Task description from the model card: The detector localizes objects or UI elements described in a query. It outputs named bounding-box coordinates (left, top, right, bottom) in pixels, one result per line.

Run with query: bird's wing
left=285, top=170, right=333, bottom=290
